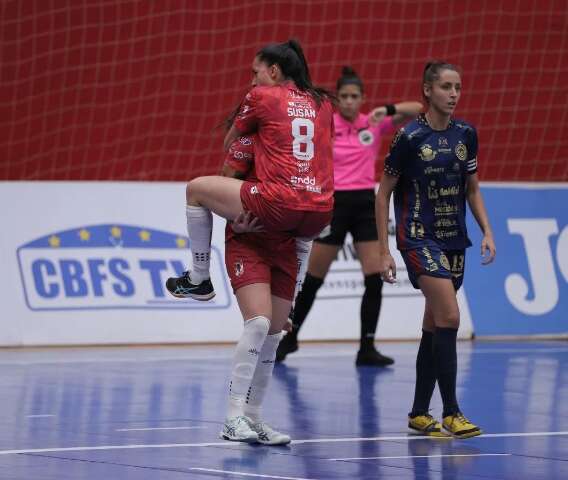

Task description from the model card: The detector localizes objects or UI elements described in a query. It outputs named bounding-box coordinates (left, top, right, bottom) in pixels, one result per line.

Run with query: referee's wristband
left=384, top=104, right=396, bottom=116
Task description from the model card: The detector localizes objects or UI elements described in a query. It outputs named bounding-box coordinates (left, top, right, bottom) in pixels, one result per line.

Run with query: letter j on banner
left=464, top=186, right=568, bottom=336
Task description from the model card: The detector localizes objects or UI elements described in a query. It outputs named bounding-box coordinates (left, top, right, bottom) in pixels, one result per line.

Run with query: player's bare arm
left=466, top=173, right=496, bottom=264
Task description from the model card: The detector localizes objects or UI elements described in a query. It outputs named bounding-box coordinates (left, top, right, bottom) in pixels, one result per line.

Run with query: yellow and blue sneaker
left=408, top=413, right=450, bottom=437
left=442, top=412, right=482, bottom=439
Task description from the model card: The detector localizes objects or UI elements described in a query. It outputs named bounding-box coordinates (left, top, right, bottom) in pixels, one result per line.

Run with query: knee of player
left=186, top=177, right=206, bottom=204
left=185, top=180, right=194, bottom=204
left=437, top=310, right=460, bottom=329
left=244, top=315, right=271, bottom=338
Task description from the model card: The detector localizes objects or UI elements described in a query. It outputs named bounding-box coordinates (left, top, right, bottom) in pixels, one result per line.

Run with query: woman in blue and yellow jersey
left=375, top=61, right=496, bottom=439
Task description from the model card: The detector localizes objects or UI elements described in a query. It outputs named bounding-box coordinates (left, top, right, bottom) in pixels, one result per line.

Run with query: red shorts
left=224, top=229, right=297, bottom=301
left=240, top=181, right=332, bottom=239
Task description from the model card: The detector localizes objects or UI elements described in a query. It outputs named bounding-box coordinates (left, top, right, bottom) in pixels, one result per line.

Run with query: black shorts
left=315, top=189, right=377, bottom=246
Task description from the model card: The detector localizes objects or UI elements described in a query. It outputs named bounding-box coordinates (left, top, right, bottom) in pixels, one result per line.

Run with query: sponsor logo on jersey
left=418, top=144, right=437, bottom=162
left=16, top=224, right=229, bottom=311
left=424, top=166, right=445, bottom=175
left=250, top=186, right=259, bottom=194
left=291, top=176, right=321, bottom=193
left=358, top=129, right=374, bottom=146
left=239, top=136, right=252, bottom=146
left=455, top=142, right=467, bottom=161
left=290, top=175, right=316, bottom=186
left=231, top=150, right=252, bottom=160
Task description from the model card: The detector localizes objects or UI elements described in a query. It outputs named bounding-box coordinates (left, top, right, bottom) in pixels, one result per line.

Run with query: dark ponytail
left=336, top=66, right=364, bottom=94
left=422, top=60, right=460, bottom=103
left=256, top=39, right=333, bottom=106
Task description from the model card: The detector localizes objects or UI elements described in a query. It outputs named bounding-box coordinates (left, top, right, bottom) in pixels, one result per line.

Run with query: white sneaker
left=249, top=421, right=291, bottom=445
left=220, top=416, right=259, bottom=443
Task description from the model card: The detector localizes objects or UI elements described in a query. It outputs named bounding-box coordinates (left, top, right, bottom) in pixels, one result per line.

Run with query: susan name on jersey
left=287, top=107, right=316, bottom=118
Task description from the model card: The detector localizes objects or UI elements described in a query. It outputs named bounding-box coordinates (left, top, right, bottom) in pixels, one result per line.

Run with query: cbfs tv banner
left=465, top=184, right=568, bottom=337
left=1, top=182, right=453, bottom=346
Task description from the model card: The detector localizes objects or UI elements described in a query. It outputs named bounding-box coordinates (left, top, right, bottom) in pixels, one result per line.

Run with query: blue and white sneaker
left=165, top=271, right=215, bottom=301
left=249, top=421, right=291, bottom=445
left=220, top=416, right=259, bottom=443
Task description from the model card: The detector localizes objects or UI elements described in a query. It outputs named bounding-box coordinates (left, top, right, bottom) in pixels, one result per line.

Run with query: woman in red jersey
left=166, top=39, right=334, bottom=302
left=216, top=133, right=297, bottom=445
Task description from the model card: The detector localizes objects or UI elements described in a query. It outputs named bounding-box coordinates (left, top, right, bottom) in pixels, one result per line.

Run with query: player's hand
left=481, top=233, right=496, bottom=265
left=379, top=252, right=397, bottom=283
left=231, top=211, right=264, bottom=234
left=368, top=107, right=387, bottom=126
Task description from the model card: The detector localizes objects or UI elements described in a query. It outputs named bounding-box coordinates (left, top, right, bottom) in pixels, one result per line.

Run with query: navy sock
left=410, top=329, right=436, bottom=416
left=433, top=327, right=460, bottom=417
left=360, top=273, right=383, bottom=351
left=290, top=273, right=323, bottom=338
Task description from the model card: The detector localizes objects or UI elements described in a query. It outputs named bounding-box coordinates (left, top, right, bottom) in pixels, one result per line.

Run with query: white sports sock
left=244, top=332, right=281, bottom=422
left=294, top=238, right=313, bottom=299
left=186, top=205, right=212, bottom=283
left=227, top=316, right=270, bottom=419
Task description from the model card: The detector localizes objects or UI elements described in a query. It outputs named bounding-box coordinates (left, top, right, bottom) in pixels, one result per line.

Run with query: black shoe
left=275, top=334, right=298, bottom=363
left=165, top=271, right=215, bottom=301
left=355, top=349, right=394, bottom=367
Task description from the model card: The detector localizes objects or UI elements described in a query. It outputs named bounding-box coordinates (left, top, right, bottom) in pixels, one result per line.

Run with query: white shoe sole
left=170, top=291, right=216, bottom=301
left=257, top=436, right=291, bottom=446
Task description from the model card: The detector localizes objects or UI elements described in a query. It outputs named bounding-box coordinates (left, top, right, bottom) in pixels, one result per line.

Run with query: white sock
left=186, top=205, right=212, bottom=283
left=294, top=238, right=313, bottom=299
left=243, top=332, right=281, bottom=423
left=227, top=316, right=270, bottom=419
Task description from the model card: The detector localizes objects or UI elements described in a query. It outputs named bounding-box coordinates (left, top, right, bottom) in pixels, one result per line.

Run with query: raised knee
left=186, top=178, right=204, bottom=205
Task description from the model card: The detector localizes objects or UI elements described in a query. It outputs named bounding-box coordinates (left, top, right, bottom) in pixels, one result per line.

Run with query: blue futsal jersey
left=384, top=114, right=478, bottom=251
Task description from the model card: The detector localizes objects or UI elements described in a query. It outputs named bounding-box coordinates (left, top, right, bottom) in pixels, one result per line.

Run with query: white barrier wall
left=0, top=182, right=473, bottom=346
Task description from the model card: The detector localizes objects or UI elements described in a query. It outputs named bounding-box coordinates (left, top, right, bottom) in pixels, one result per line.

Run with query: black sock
left=433, top=327, right=460, bottom=417
left=410, top=329, right=436, bottom=416
left=290, top=273, right=323, bottom=338
left=360, top=273, right=383, bottom=351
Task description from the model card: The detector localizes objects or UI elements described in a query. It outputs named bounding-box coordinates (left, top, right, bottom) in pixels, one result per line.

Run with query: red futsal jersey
left=223, top=136, right=297, bottom=299
left=234, top=82, right=334, bottom=212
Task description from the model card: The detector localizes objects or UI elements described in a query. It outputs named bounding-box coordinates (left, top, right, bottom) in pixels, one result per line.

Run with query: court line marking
left=26, top=414, right=55, bottom=418
left=189, top=468, right=315, bottom=480
left=3, top=346, right=568, bottom=366
left=115, top=426, right=207, bottom=432
left=1, top=431, right=567, bottom=456
left=329, top=453, right=512, bottom=461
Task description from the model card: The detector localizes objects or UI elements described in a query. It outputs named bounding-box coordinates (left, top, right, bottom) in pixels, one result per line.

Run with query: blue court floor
left=0, top=340, right=567, bottom=479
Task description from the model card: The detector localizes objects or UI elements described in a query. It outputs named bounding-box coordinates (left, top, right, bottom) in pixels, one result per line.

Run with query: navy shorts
left=315, top=189, right=377, bottom=246
left=401, top=246, right=466, bottom=291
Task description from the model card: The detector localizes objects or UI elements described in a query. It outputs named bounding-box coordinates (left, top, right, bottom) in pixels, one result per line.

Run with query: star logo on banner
left=110, top=226, right=122, bottom=238
left=78, top=228, right=90, bottom=241
left=139, top=230, right=151, bottom=242
left=176, top=237, right=187, bottom=248
left=48, top=235, right=60, bottom=248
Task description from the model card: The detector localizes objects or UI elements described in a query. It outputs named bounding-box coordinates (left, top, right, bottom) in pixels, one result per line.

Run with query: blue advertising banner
left=465, top=185, right=568, bottom=336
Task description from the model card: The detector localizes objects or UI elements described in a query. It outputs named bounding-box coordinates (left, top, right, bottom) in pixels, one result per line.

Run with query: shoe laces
left=453, top=412, right=470, bottom=425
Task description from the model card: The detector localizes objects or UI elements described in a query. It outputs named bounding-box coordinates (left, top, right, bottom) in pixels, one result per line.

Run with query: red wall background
left=1, top=0, right=567, bottom=181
